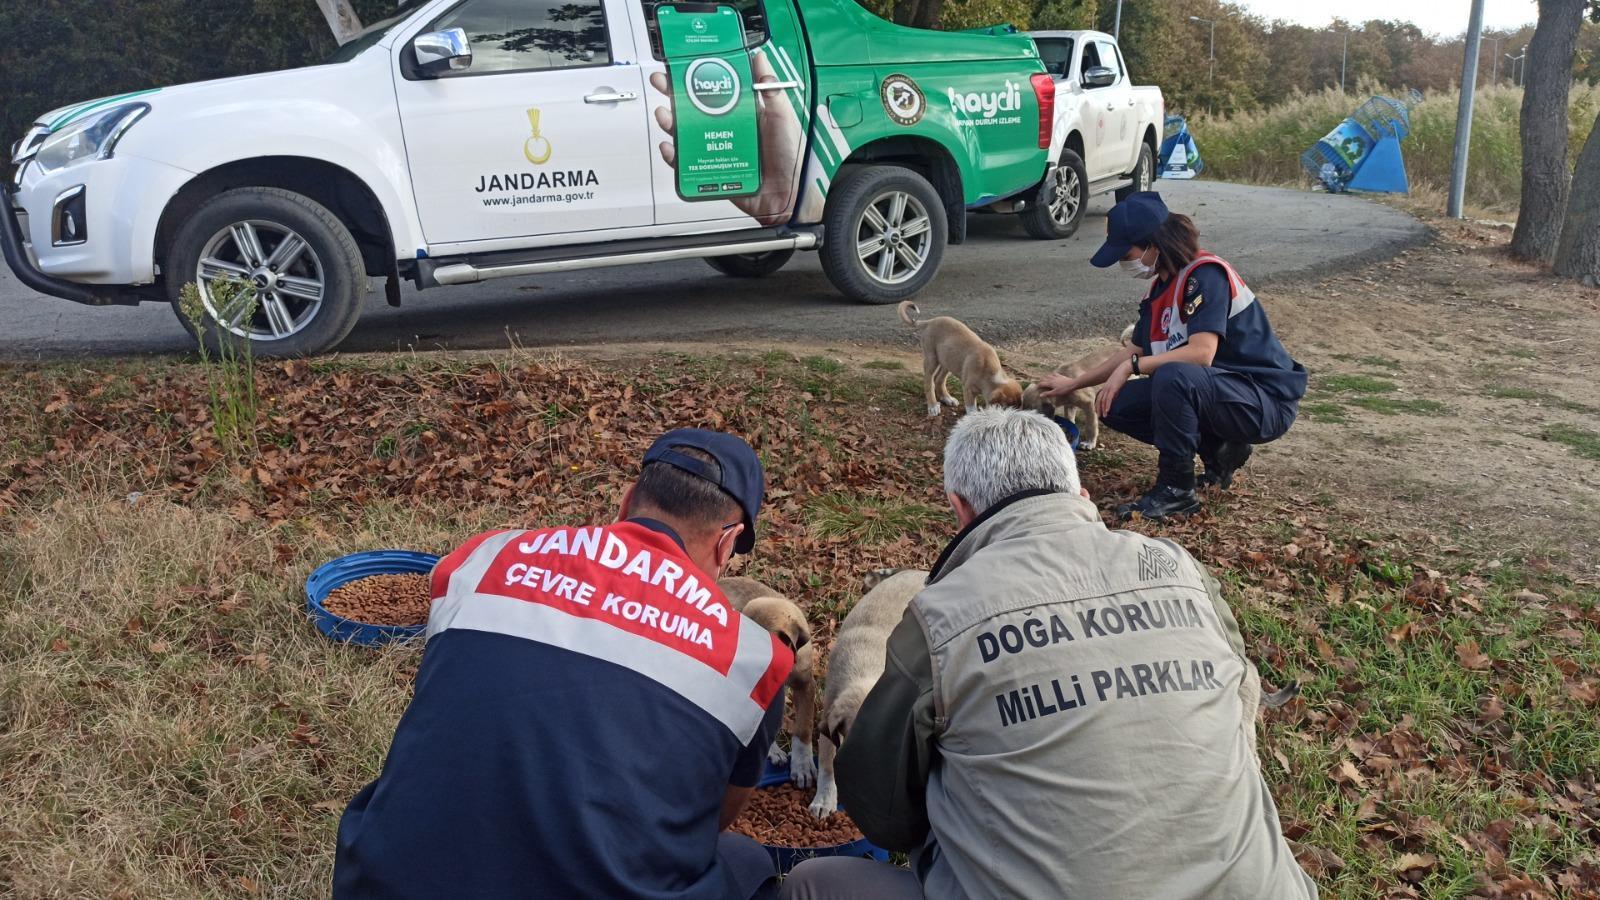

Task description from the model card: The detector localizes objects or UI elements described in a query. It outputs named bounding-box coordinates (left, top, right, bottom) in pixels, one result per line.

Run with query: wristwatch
left=1130, top=354, right=1142, bottom=376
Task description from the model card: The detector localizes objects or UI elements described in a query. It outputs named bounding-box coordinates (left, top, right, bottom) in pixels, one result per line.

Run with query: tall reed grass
left=1185, top=82, right=1600, bottom=214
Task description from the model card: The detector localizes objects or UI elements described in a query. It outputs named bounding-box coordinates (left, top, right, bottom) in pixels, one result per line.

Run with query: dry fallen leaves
left=1455, top=639, right=1491, bottom=671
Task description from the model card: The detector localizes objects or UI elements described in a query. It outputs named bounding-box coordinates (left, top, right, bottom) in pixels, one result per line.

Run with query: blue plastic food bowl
left=754, top=761, right=888, bottom=873
left=305, top=550, right=440, bottom=647
left=1051, top=415, right=1082, bottom=452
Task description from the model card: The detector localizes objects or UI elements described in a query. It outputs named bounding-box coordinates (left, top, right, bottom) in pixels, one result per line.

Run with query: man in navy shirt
left=334, top=429, right=793, bottom=899
left=1040, top=192, right=1307, bottom=519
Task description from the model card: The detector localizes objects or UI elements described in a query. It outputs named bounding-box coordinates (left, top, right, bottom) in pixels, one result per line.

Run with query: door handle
left=1126, top=98, right=1135, bottom=106
left=1105, top=103, right=1115, bottom=111
left=754, top=81, right=800, bottom=91
left=584, top=91, right=638, bottom=103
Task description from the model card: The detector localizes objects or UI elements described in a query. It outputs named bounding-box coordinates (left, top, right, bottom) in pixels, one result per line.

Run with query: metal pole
left=1448, top=0, right=1487, bottom=218
left=1340, top=32, right=1348, bottom=92
left=1209, top=19, right=1217, bottom=84
left=1490, top=37, right=1499, bottom=84
left=1113, top=0, right=1122, bottom=39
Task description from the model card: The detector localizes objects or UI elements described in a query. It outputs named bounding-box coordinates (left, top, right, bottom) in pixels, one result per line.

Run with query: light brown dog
left=808, top=568, right=928, bottom=817
left=899, top=301, right=1023, bottom=418
left=1021, top=324, right=1138, bottom=451
left=717, top=576, right=819, bottom=786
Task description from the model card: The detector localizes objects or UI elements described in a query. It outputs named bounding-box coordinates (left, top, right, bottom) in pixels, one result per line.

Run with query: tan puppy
left=899, top=301, right=1023, bottom=418
left=808, top=568, right=928, bottom=818
left=1021, top=324, right=1139, bottom=451
left=718, top=576, right=819, bottom=786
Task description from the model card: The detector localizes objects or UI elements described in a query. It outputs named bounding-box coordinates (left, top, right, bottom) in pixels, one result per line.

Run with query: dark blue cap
left=1090, top=191, right=1169, bottom=268
left=642, top=428, right=765, bottom=554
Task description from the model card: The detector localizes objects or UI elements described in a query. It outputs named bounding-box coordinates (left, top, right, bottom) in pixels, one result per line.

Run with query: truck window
left=1033, top=37, right=1074, bottom=78
left=640, top=0, right=768, bottom=60
left=1095, top=40, right=1123, bottom=84
left=1079, top=41, right=1102, bottom=85
left=429, top=0, right=612, bottom=73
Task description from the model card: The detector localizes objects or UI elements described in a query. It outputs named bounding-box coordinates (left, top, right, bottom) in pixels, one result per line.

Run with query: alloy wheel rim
left=195, top=219, right=325, bottom=341
left=1050, top=167, right=1082, bottom=226
left=855, top=190, right=932, bottom=285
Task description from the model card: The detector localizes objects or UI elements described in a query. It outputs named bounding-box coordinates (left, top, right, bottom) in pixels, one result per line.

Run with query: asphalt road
left=1, top=181, right=1427, bottom=358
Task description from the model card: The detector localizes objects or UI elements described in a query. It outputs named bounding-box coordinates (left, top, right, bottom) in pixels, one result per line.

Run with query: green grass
left=863, top=360, right=904, bottom=371
left=1542, top=424, right=1600, bottom=460
left=1347, top=396, right=1447, bottom=416
left=1319, top=374, right=1398, bottom=395
left=1302, top=401, right=1350, bottom=424
left=802, top=355, right=846, bottom=376
left=807, top=492, right=946, bottom=544
left=1485, top=386, right=1599, bottom=415
left=1486, top=386, right=1542, bottom=401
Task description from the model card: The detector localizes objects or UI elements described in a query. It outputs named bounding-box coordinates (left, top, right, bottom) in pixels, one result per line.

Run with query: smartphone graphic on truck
left=656, top=4, right=763, bottom=201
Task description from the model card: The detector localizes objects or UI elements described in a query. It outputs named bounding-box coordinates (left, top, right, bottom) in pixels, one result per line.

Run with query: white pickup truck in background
left=1013, top=30, right=1163, bottom=239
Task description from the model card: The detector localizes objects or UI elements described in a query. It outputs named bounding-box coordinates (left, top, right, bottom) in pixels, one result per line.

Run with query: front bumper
left=0, top=182, right=139, bottom=305
left=3, top=153, right=193, bottom=305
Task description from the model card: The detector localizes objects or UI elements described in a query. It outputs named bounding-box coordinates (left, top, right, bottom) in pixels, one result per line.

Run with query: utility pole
left=1482, top=35, right=1501, bottom=84
left=1448, top=0, right=1487, bottom=218
left=1341, top=30, right=1349, bottom=92
left=1189, top=15, right=1218, bottom=85
left=1114, top=0, right=1123, bottom=39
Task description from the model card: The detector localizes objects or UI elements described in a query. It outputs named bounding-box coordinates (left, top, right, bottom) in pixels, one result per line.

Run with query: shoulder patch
left=1138, top=544, right=1180, bottom=581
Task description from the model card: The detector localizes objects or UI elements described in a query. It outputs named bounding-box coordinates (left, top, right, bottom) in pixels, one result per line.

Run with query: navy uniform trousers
left=1101, top=362, right=1297, bottom=486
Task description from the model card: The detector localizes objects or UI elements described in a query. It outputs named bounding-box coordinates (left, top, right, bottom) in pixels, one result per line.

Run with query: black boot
left=1198, top=441, right=1253, bottom=490
left=1116, top=482, right=1201, bottom=521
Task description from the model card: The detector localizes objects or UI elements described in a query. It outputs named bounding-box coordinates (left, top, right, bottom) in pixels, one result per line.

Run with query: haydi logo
left=948, top=81, right=1022, bottom=120
left=685, top=58, right=740, bottom=116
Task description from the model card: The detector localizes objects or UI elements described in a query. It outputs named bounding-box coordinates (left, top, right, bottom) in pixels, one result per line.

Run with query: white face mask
left=1119, top=253, right=1156, bottom=279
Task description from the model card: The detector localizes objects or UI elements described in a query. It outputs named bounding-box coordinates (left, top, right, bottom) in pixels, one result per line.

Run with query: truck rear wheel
left=1021, top=149, right=1088, bottom=240
left=165, top=187, right=366, bottom=357
left=819, top=165, right=947, bottom=304
left=1115, top=144, right=1155, bottom=202
left=705, top=249, right=794, bottom=278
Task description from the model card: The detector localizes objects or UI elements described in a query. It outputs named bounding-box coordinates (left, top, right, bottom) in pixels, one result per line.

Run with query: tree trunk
left=314, top=0, right=365, bottom=45
left=1553, top=109, right=1600, bottom=285
left=1509, top=0, right=1585, bottom=263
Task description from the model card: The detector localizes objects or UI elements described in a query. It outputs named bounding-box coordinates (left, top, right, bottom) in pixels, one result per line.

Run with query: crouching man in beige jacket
left=782, top=408, right=1316, bottom=900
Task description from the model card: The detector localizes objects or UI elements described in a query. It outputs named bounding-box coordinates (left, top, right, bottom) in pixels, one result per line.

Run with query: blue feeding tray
left=305, top=550, right=440, bottom=646
left=754, top=760, right=888, bottom=873
left=1051, top=415, right=1082, bottom=452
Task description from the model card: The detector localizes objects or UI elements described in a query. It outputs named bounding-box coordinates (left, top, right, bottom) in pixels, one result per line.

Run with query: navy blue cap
left=1090, top=191, right=1170, bottom=268
left=642, top=429, right=765, bottom=554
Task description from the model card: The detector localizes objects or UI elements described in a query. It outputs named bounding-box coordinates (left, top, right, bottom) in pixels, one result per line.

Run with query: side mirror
left=1083, top=65, right=1116, bottom=88
left=414, top=27, right=472, bottom=75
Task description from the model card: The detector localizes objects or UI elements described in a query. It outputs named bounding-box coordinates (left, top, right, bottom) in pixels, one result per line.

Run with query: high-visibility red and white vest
left=1143, top=252, right=1257, bottom=355
left=428, top=521, right=792, bottom=743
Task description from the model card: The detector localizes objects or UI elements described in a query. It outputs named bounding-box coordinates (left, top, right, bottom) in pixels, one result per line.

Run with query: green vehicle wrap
left=745, top=0, right=1049, bottom=225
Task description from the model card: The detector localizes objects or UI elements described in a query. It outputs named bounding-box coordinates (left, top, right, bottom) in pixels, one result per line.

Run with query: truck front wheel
left=819, top=166, right=947, bottom=304
left=165, top=187, right=366, bottom=357
left=1021, top=149, right=1088, bottom=240
left=705, top=249, right=794, bottom=278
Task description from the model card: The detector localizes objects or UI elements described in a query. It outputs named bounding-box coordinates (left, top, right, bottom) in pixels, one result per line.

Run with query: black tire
left=1115, top=143, right=1156, bottom=203
left=819, top=165, right=947, bottom=304
left=1021, top=148, right=1088, bottom=240
left=705, top=248, right=795, bottom=278
left=165, top=187, right=367, bottom=357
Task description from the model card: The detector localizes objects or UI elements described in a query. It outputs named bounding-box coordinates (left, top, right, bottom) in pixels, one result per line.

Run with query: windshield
left=327, top=0, right=436, bottom=63
left=1034, top=37, right=1074, bottom=78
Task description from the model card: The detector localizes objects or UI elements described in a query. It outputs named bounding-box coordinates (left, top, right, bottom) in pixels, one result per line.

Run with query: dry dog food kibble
left=323, top=573, right=431, bottom=626
left=728, top=785, right=864, bottom=847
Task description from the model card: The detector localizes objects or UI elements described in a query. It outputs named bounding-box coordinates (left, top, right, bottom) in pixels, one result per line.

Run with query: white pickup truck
left=1008, top=30, right=1163, bottom=239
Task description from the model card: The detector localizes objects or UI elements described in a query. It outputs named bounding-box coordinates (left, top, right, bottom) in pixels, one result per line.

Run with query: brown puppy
left=1021, top=324, right=1138, bottom=451
left=899, top=301, right=1023, bottom=418
left=717, top=576, right=819, bottom=787
left=808, top=568, right=928, bottom=817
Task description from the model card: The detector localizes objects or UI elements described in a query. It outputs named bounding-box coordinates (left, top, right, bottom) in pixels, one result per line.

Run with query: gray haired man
left=781, top=408, right=1316, bottom=900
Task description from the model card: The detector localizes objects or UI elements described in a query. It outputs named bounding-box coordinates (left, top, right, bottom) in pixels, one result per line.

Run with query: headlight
left=33, top=103, right=150, bottom=175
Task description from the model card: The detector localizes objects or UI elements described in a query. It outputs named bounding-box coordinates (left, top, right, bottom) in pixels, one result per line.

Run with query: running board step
left=426, top=228, right=821, bottom=286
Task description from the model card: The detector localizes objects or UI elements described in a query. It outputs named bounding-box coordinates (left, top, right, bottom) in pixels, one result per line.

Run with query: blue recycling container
left=753, top=761, right=889, bottom=873
left=305, top=550, right=440, bottom=646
